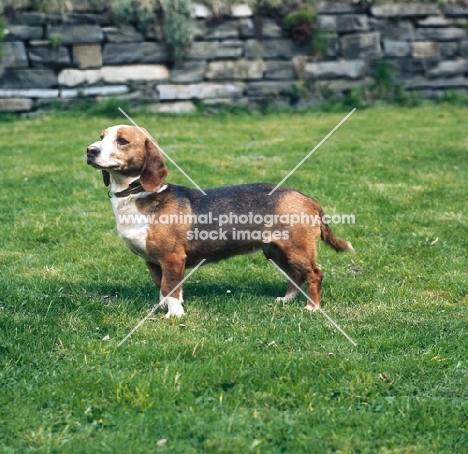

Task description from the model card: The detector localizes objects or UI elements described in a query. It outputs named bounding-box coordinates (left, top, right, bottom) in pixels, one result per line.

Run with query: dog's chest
left=111, top=195, right=153, bottom=261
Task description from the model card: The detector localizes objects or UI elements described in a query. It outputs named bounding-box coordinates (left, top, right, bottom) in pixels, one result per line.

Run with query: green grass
left=1, top=105, right=467, bottom=453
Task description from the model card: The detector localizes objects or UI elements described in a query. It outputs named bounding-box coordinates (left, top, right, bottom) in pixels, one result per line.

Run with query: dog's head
left=86, top=125, right=168, bottom=192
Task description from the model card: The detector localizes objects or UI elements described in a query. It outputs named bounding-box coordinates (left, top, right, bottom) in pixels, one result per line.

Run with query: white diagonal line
left=118, top=107, right=207, bottom=195
left=268, top=108, right=356, bottom=195
left=117, top=259, right=206, bottom=347
left=268, top=259, right=357, bottom=346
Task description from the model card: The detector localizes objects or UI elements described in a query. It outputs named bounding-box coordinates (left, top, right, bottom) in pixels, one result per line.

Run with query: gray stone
left=382, top=40, right=411, bottom=57
left=245, top=40, right=263, bottom=59
left=187, top=41, right=218, bottom=59
left=0, top=69, right=57, bottom=88
left=445, top=6, right=468, bottom=17
left=380, top=20, right=417, bottom=41
left=304, top=60, right=366, bottom=80
left=47, top=25, right=103, bottom=44
left=292, top=56, right=308, bottom=79
left=316, top=77, right=373, bottom=92
left=427, top=60, right=468, bottom=78
left=216, top=41, right=243, bottom=58
left=205, top=22, right=239, bottom=40
left=149, top=101, right=197, bottom=114
left=206, top=59, right=264, bottom=80
left=340, top=32, right=381, bottom=59
left=0, top=98, right=33, bottom=112
left=460, top=40, right=468, bottom=58
left=317, top=2, right=363, bottom=14
left=246, top=81, right=294, bottom=97
left=102, top=65, right=169, bottom=83
left=4, top=24, right=43, bottom=41
left=387, top=59, right=426, bottom=81
left=261, top=19, right=284, bottom=38
left=103, top=42, right=168, bottom=64
left=0, top=42, right=28, bottom=68
left=411, top=42, right=440, bottom=59
left=419, top=27, right=466, bottom=41
left=440, top=42, right=459, bottom=58
left=264, top=61, right=294, bottom=80
left=371, top=4, right=439, bottom=18
left=73, top=45, right=102, bottom=69
left=318, top=16, right=337, bottom=31
left=103, top=25, right=144, bottom=43
left=417, top=17, right=451, bottom=27
left=191, top=3, right=211, bottom=19
left=171, top=61, right=206, bottom=83
left=58, top=69, right=103, bottom=87
left=336, top=15, right=369, bottom=33
left=263, top=39, right=304, bottom=59
left=231, top=4, right=253, bottom=18
left=29, top=45, right=71, bottom=67
left=0, top=88, right=59, bottom=98
left=239, top=18, right=255, bottom=38
left=61, top=85, right=129, bottom=98
left=405, top=76, right=468, bottom=90
left=157, top=83, right=245, bottom=100
left=190, top=22, right=207, bottom=41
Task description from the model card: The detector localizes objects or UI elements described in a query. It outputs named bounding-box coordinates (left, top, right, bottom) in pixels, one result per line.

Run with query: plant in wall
left=110, top=0, right=158, bottom=32
left=0, top=17, right=5, bottom=58
left=283, top=6, right=326, bottom=57
left=161, top=0, right=192, bottom=63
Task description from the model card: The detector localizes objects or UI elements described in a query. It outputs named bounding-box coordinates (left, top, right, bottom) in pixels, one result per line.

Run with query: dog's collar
left=109, top=180, right=168, bottom=198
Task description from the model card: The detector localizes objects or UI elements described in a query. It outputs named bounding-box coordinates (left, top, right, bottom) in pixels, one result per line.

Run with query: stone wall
left=2, top=2, right=468, bottom=113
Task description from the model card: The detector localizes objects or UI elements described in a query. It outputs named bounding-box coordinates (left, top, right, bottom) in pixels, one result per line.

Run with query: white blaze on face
left=90, top=125, right=128, bottom=169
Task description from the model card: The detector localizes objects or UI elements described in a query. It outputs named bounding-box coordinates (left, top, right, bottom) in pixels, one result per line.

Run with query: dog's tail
left=319, top=211, right=354, bottom=252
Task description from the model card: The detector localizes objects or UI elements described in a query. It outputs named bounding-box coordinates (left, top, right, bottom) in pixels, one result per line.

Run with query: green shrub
left=161, top=0, right=192, bottom=62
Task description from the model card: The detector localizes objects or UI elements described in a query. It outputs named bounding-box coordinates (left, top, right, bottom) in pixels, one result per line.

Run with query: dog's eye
left=117, top=137, right=129, bottom=145
left=100, top=134, right=104, bottom=140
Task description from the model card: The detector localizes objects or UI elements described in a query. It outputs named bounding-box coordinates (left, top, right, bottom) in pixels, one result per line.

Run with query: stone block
left=150, top=101, right=197, bottom=114
left=316, top=77, right=373, bottom=92
left=171, top=61, right=206, bottom=83
left=205, top=22, right=239, bottom=40
left=245, top=40, right=263, bottom=59
left=192, top=3, right=211, bottom=19
left=206, top=59, right=264, bottom=80
left=58, top=69, right=102, bottom=87
left=263, top=39, right=304, bottom=59
left=231, top=4, right=253, bottom=18
left=405, top=76, right=468, bottom=90
left=304, top=60, right=366, bottom=80
left=0, top=88, right=59, bottom=98
left=382, top=40, right=411, bottom=57
left=0, top=98, right=33, bottom=112
left=440, top=42, right=459, bottom=58
left=380, top=20, right=417, bottom=41
left=0, top=42, right=28, bottom=68
left=417, top=17, right=451, bottom=27
left=460, top=41, right=468, bottom=58
left=0, top=69, right=57, bottom=88
left=47, top=24, right=103, bottom=44
left=157, top=83, right=245, bottom=100
left=427, top=60, right=468, bottom=78
left=445, top=6, right=468, bottom=17
left=261, top=19, right=284, bottom=38
left=264, top=61, right=294, bottom=80
left=336, top=15, right=369, bottom=33
left=187, top=41, right=218, bottom=59
left=102, top=65, right=169, bottom=83
left=216, top=41, right=243, bottom=58
left=103, top=42, right=168, bottom=64
left=317, top=3, right=363, bottom=14
left=239, top=18, right=255, bottom=38
left=29, top=45, right=71, bottom=67
left=411, top=42, right=440, bottom=59
left=103, top=25, right=144, bottom=43
left=73, top=44, right=102, bottom=69
left=371, top=4, right=439, bottom=18
left=61, top=85, right=129, bottom=98
left=340, top=32, right=381, bottom=59
left=246, top=81, right=294, bottom=97
left=4, top=24, right=43, bottom=41
left=318, top=16, right=337, bottom=31
left=418, top=27, right=466, bottom=41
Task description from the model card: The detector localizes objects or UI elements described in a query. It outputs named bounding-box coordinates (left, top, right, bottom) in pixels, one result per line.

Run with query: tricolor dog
left=87, top=125, right=353, bottom=317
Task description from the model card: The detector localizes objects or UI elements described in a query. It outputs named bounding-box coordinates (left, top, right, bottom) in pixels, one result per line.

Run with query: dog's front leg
left=159, top=254, right=186, bottom=318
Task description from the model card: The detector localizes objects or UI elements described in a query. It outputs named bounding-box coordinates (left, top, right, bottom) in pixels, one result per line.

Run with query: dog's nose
left=87, top=145, right=100, bottom=157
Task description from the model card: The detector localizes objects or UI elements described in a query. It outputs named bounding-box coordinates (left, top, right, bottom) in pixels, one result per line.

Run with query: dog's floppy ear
left=140, top=138, right=168, bottom=192
left=102, top=170, right=110, bottom=187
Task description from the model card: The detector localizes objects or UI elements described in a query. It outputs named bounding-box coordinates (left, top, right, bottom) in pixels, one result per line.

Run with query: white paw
left=304, top=304, right=319, bottom=312
left=165, top=296, right=185, bottom=318
left=275, top=291, right=298, bottom=304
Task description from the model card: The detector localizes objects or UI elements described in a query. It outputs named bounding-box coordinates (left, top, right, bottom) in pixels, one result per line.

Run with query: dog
left=87, top=125, right=353, bottom=317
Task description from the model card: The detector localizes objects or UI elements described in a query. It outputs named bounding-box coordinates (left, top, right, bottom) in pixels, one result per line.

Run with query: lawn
left=0, top=104, right=467, bottom=453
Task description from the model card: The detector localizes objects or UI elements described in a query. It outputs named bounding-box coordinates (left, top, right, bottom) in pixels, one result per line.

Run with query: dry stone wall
left=2, top=2, right=468, bottom=113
